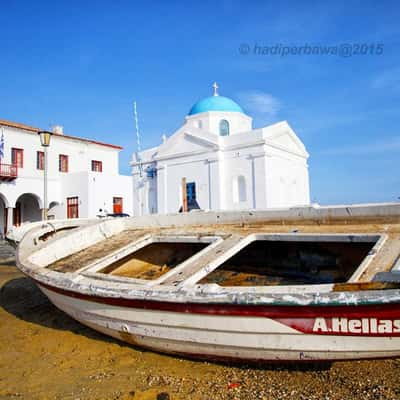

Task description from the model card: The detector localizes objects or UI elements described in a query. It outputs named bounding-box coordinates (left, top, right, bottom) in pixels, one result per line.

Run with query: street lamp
left=38, top=130, right=53, bottom=220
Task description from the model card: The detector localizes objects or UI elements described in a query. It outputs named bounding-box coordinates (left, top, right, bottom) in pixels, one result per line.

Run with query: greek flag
left=0, top=128, right=4, bottom=160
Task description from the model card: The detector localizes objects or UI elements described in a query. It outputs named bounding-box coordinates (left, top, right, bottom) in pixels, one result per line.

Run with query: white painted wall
left=60, top=172, right=90, bottom=218
left=222, top=144, right=265, bottom=210
left=0, top=126, right=119, bottom=186
left=264, top=147, right=310, bottom=208
left=185, top=111, right=252, bottom=136
left=132, top=110, right=310, bottom=216
left=0, top=123, right=132, bottom=235
left=88, top=172, right=133, bottom=216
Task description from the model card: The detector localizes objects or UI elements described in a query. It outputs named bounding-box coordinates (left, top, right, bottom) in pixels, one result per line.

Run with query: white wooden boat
left=14, top=203, right=400, bottom=362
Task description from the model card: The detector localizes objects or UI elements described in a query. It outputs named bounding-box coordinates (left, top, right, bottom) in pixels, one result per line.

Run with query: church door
left=186, top=182, right=200, bottom=211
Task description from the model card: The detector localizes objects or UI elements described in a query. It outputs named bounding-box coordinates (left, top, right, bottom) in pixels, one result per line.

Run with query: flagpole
left=0, top=127, right=4, bottom=161
left=133, top=101, right=143, bottom=177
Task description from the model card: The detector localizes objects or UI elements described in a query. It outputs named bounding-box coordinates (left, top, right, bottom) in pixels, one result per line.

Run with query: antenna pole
left=133, top=101, right=143, bottom=177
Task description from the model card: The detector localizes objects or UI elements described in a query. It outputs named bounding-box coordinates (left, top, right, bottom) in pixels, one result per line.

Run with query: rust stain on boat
left=119, top=331, right=141, bottom=346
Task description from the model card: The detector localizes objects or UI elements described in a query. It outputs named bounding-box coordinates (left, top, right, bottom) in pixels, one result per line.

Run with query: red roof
left=0, top=119, right=123, bottom=150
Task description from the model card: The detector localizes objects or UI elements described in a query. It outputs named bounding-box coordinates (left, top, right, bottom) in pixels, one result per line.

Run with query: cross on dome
left=212, top=82, right=219, bottom=97
left=188, top=85, right=244, bottom=115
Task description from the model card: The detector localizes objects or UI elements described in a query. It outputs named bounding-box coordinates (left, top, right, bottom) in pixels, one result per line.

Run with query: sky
left=1, top=0, right=399, bottom=205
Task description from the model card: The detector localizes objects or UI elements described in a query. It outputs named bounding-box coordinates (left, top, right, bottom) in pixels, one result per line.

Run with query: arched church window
left=219, top=119, right=230, bottom=136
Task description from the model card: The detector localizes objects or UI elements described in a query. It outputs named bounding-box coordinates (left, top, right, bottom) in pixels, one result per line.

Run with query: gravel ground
left=1, top=264, right=400, bottom=400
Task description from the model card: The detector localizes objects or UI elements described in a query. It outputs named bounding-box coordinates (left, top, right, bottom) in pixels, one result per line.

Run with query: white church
left=132, top=84, right=310, bottom=216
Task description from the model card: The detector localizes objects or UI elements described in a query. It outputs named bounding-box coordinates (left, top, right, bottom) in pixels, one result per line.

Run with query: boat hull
left=38, top=283, right=400, bottom=362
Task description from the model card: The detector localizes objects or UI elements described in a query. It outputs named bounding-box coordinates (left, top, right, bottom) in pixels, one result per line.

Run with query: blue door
left=186, top=182, right=196, bottom=204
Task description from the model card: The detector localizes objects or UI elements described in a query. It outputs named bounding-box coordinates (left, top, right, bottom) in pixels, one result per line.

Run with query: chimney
left=52, top=125, right=64, bottom=135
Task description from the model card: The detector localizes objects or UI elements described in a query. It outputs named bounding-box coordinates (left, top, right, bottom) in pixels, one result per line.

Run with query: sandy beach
left=1, top=263, right=400, bottom=400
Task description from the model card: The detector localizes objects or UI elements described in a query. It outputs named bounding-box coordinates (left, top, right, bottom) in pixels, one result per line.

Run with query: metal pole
left=133, top=101, right=143, bottom=177
left=181, top=177, right=187, bottom=212
left=43, top=146, right=48, bottom=220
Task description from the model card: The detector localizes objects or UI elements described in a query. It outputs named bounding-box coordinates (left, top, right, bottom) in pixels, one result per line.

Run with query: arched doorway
left=14, top=193, right=42, bottom=226
left=0, top=194, right=9, bottom=238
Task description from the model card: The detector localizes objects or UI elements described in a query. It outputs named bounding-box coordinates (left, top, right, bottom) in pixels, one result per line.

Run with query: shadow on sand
left=0, top=276, right=119, bottom=344
left=0, top=276, right=332, bottom=372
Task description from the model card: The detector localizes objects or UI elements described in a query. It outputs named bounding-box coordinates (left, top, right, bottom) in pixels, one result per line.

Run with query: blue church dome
left=188, top=95, right=243, bottom=115
left=188, top=83, right=244, bottom=115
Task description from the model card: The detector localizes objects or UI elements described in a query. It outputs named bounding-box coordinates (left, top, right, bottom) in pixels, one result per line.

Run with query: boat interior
left=42, top=229, right=398, bottom=289
left=17, top=205, right=400, bottom=294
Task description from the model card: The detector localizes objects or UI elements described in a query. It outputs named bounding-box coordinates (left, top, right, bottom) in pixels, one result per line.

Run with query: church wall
left=157, top=166, right=167, bottom=214
left=222, top=129, right=263, bottom=146
left=221, top=143, right=266, bottom=210
left=147, top=173, right=158, bottom=214
left=252, top=154, right=267, bottom=208
left=132, top=172, right=140, bottom=216
left=207, top=112, right=252, bottom=135
left=221, top=154, right=249, bottom=210
left=185, top=111, right=252, bottom=136
left=133, top=168, right=156, bottom=216
left=209, top=159, right=221, bottom=210
left=265, top=147, right=310, bottom=208
left=185, top=115, right=212, bottom=132
left=157, top=153, right=216, bottom=213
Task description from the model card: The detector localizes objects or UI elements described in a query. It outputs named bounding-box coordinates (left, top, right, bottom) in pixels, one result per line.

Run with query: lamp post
left=38, top=130, right=52, bottom=220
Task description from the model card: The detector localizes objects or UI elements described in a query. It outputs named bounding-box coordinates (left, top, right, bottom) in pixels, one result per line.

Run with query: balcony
left=0, top=163, right=18, bottom=181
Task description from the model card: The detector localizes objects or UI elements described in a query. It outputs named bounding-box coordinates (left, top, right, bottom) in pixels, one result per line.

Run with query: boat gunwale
left=35, top=276, right=400, bottom=310
left=14, top=204, right=400, bottom=307
left=17, top=255, right=400, bottom=307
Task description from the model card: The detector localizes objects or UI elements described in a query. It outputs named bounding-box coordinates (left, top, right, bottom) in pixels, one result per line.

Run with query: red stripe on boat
left=36, top=280, right=400, bottom=337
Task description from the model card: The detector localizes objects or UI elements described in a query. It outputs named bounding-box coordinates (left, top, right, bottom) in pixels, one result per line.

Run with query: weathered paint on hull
left=39, top=284, right=400, bottom=362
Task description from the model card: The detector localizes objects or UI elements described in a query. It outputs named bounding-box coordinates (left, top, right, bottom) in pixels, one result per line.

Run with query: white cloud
left=319, top=137, right=400, bottom=156
left=238, top=91, right=281, bottom=118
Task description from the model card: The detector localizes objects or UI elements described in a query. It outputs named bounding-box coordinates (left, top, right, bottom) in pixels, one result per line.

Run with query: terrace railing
left=0, top=163, right=18, bottom=181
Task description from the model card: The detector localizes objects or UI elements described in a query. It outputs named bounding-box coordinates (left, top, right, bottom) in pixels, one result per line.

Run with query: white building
left=132, top=84, right=310, bottom=216
left=0, top=119, right=132, bottom=237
